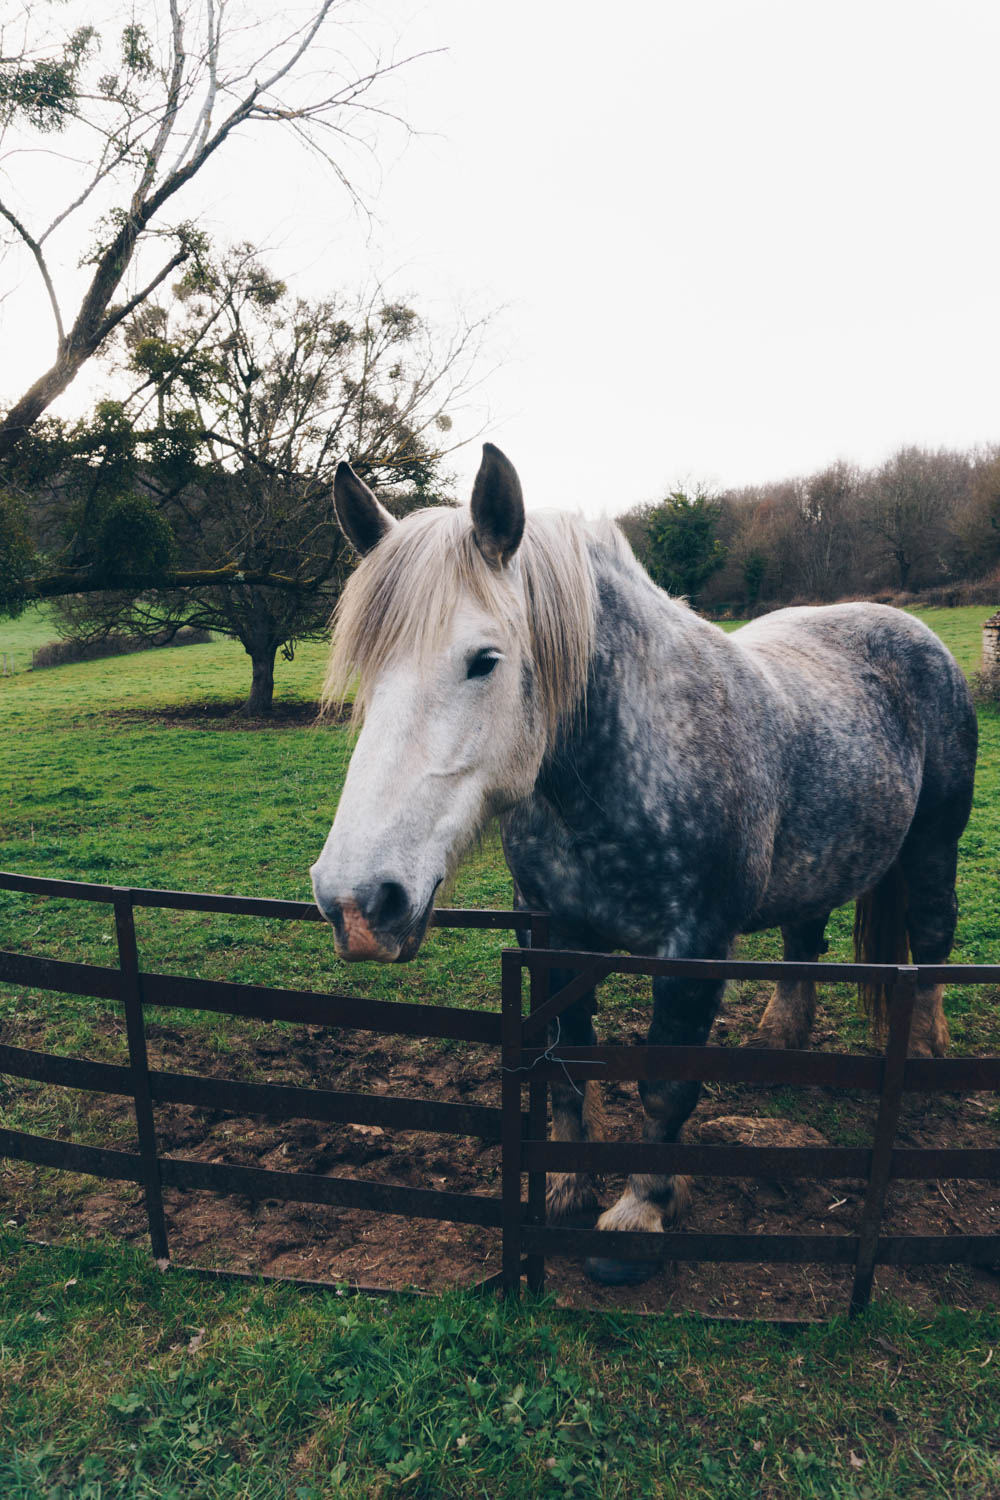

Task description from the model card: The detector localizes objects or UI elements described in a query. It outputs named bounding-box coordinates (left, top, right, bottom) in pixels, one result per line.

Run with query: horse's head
left=311, top=445, right=593, bottom=961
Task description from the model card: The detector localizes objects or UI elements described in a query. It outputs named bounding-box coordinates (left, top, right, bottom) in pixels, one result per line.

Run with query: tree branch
left=27, top=563, right=336, bottom=600
left=0, top=198, right=64, bottom=346
left=94, top=245, right=190, bottom=344
left=0, top=5, right=418, bottom=461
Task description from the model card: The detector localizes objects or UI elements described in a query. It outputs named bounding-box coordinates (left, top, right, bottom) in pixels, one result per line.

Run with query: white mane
left=324, top=506, right=634, bottom=742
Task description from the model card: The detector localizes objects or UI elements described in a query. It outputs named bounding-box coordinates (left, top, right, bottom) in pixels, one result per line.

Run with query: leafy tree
left=29, top=248, right=486, bottom=712
left=645, top=490, right=727, bottom=601
left=0, top=0, right=415, bottom=459
left=742, top=550, right=767, bottom=611
left=0, top=490, right=34, bottom=615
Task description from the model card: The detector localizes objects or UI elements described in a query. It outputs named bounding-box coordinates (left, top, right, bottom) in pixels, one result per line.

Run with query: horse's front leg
left=545, top=964, right=604, bottom=1223
left=585, top=972, right=725, bottom=1286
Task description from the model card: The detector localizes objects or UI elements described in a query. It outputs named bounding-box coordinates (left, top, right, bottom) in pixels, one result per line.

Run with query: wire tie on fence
left=502, top=1017, right=606, bottom=1097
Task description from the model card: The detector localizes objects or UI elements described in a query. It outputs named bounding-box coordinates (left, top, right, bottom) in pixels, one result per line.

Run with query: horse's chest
left=501, top=791, right=723, bottom=953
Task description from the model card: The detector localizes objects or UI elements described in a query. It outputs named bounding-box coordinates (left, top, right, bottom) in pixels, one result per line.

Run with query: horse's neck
left=538, top=548, right=732, bottom=810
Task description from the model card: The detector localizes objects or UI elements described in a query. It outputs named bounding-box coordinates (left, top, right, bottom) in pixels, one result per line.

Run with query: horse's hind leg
left=899, top=827, right=961, bottom=1058
left=544, top=965, right=604, bottom=1223
left=751, top=916, right=829, bottom=1050
left=586, top=973, right=725, bottom=1286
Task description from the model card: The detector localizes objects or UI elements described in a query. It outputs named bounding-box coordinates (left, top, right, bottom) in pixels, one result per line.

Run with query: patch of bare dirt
left=4, top=997, right=999, bottom=1321
left=100, top=700, right=346, bottom=731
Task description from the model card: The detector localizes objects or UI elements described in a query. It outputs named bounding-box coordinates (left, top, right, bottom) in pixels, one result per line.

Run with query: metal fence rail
left=0, top=871, right=545, bottom=1291
left=500, top=949, right=1000, bottom=1314
left=1, top=869, right=999, bottom=1317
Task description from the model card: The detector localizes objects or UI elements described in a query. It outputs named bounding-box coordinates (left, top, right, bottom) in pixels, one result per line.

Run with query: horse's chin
left=392, top=932, right=424, bottom=963
left=333, top=937, right=400, bottom=963
left=392, top=896, right=437, bottom=962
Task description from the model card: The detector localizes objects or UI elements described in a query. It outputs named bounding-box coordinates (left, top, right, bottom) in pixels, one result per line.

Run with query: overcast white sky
left=4, top=0, right=1000, bottom=514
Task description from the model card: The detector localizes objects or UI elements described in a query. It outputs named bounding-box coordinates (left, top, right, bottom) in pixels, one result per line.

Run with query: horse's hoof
left=584, top=1256, right=661, bottom=1286
left=747, top=1027, right=805, bottom=1051
left=546, top=1174, right=600, bottom=1225
left=908, top=1037, right=948, bottom=1059
left=558, top=1207, right=601, bottom=1229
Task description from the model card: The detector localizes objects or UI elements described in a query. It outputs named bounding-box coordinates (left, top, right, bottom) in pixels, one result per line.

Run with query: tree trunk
left=246, top=644, right=277, bottom=715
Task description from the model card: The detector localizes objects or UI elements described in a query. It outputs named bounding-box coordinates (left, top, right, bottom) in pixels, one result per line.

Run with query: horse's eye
left=467, top=649, right=502, bottom=680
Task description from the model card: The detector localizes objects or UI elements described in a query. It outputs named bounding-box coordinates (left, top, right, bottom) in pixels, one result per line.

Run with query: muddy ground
left=103, top=700, right=333, bottom=730
left=4, top=989, right=998, bottom=1323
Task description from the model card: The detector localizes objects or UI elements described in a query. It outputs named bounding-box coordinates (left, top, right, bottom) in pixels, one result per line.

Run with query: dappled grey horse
left=311, top=445, right=977, bottom=1284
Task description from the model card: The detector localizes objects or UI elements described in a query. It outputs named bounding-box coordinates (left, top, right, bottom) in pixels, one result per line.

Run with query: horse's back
left=735, top=599, right=955, bottom=677
left=732, top=602, right=977, bottom=927
left=736, top=603, right=974, bottom=770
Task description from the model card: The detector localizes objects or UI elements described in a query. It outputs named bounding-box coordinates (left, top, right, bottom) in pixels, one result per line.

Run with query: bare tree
left=0, top=0, right=420, bottom=459
left=703, top=480, right=805, bottom=612
left=859, top=447, right=968, bottom=592
left=793, top=462, right=861, bottom=601
left=952, top=446, right=1000, bottom=578
left=673, top=445, right=989, bottom=615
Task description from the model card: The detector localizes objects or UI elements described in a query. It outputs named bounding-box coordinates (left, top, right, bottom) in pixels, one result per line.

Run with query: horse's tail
left=853, top=861, right=910, bottom=1038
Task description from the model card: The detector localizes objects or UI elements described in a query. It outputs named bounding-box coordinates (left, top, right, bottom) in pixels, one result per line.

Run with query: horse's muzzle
left=315, top=880, right=434, bottom=963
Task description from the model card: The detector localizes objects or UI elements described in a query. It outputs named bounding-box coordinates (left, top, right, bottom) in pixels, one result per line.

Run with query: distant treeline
left=618, top=444, right=1000, bottom=615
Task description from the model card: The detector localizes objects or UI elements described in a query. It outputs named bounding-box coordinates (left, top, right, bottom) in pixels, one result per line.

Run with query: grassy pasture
left=2, top=1233, right=998, bottom=1500
left=2, top=602, right=1000, bottom=1496
left=0, top=601, right=61, bottom=673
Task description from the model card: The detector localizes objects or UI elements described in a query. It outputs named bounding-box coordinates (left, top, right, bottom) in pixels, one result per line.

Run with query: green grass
left=1, top=605, right=996, bottom=993
left=2, top=1234, right=998, bottom=1499
left=0, top=632, right=512, bottom=1038
left=0, top=601, right=61, bottom=672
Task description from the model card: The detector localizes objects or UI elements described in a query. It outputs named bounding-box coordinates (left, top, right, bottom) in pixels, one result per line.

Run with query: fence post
left=525, top=914, right=550, bottom=1294
left=849, top=966, right=917, bottom=1316
left=113, top=890, right=169, bottom=1265
left=500, top=948, right=524, bottom=1296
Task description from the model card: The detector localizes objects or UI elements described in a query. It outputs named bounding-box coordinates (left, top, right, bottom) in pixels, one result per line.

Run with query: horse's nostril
left=317, top=895, right=344, bottom=932
left=370, top=880, right=409, bottom=932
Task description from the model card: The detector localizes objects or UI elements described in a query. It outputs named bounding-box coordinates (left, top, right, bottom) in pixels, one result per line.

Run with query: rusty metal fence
left=0, top=871, right=546, bottom=1296
left=1, top=869, right=999, bottom=1318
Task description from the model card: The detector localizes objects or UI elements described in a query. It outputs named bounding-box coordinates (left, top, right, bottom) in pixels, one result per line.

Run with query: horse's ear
left=470, top=443, right=524, bottom=567
left=333, top=461, right=396, bottom=556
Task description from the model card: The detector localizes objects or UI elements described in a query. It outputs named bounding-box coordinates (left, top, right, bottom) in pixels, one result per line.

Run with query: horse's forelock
left=322, top=505, right=600, bottom=742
